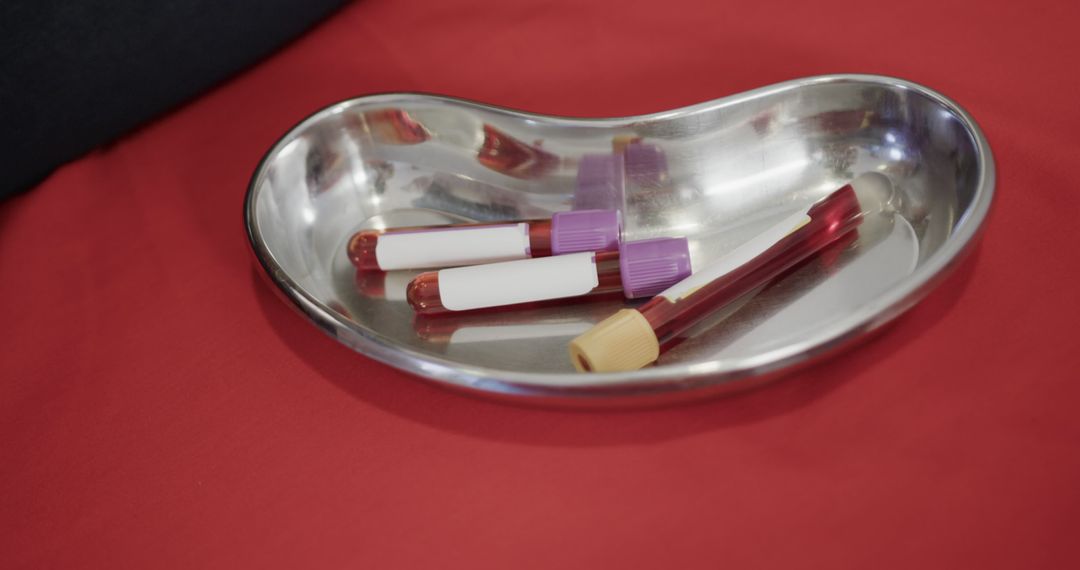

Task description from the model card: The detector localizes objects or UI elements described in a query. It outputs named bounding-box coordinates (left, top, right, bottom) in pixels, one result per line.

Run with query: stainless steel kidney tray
left=245, top=74, right=994, bottom=406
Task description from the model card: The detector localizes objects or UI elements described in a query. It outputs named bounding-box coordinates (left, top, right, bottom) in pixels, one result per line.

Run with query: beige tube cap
left=569, top=309, right=660, bottom=372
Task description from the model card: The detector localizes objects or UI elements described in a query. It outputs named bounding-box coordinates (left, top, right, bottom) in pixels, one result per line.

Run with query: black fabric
left=0, top=0, right=349, bottom=199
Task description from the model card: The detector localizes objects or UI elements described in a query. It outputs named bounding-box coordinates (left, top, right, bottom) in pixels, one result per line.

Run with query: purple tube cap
left=574, top=153, right=625, bottom=211
left=618, top=237, right=692, bottom=299
left=550, top=209, right=622, bottom=255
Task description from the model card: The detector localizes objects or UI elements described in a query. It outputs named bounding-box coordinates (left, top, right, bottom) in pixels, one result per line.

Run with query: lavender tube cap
left=618, top=237, right=692, bottom=299
left=550, top=209, right=622, bottom=255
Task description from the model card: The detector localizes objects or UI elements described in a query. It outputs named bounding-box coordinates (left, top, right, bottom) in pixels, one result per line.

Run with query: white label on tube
left=374, top=223, right=531, bottom=270
left=660, top=206, right=812, bottom=302
left=438, top=252, right=600, bottom=311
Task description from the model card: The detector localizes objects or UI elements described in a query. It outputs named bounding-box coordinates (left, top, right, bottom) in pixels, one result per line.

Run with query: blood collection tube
left=347, top=209, right=620, bottom=271
left=568, top=173, right=891, bottom=372
left=406, top=237, right=692, bottom=315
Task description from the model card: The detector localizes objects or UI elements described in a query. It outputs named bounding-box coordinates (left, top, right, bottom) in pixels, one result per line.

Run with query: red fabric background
left=3, top=0, right=1079, bottom=567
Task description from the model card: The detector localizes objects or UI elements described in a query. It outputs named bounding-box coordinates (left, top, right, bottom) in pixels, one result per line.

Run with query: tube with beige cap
left=569, top=173, right=894, bottom=372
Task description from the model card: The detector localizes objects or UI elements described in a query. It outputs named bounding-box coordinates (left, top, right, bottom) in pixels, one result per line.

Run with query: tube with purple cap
left=405, top=237, right=692, bottom=315
left=347, top=209, right=621, bottom=271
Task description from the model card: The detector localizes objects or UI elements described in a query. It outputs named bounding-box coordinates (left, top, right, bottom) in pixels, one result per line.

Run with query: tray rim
left=244, top=73, right=996, bottom=403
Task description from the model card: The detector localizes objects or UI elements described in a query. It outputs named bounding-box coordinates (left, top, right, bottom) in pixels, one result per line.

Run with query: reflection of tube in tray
left=414, top=315, right=594, bottom=345
left=569, top=173, right=895, bottom=372
left=477, top=124, right=558, bottom=179
left=362, top=108, right=430, bottom=145
left=410, top=176, right=528, bottom=222
left=354, top=269, right=424, bottom=302
left=574, top=142, right=668, bottom=211
left=574, top=153, right=625, bottom=211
